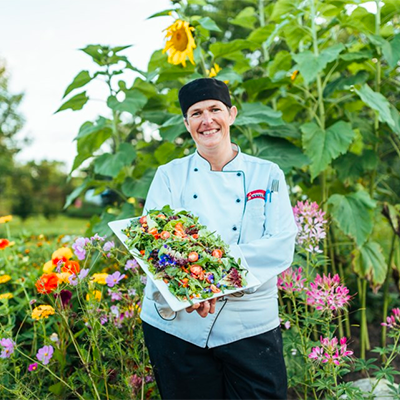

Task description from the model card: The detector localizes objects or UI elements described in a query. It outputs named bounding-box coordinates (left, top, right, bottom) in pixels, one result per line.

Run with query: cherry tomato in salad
left=157, top=214, right=166, bottom=219
left=148, top=228, right=158, bottom=235
left=188, top=252, right=199, bottom=262
left=139, top=216, right=147, bottom=225
left=212, top=249, right=223, bottom=258
left=192, top=234, right=199, bottom=239
left=210, top=284, right=221, bottom=293
left=190, top=265, right=203, bottom=276
left=160, top=231, right=170, bottom=239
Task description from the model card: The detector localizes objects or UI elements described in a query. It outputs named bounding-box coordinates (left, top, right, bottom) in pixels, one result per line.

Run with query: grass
left=0, top=214, right=88, bottom=238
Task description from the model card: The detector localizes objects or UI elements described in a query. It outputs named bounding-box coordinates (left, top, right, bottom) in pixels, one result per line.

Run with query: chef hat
left=178, top=78, right=232, bottom=116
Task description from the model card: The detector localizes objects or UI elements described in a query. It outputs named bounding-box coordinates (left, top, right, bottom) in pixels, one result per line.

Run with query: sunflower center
left=173, top=28, right=188, bottom=51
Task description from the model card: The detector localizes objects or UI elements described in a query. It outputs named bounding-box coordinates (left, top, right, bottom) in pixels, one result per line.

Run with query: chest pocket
left=241, top=199, right=265, bottom=242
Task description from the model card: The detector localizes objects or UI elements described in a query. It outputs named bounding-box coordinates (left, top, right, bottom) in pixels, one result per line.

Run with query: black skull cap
left=178, top=78, right=232, bottom=116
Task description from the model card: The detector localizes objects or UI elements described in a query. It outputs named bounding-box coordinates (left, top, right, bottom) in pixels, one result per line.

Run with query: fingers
left=209, top=298, right=217, bottom=314
left=185, top=298, right=218, bottom=317
left=197, top=301, right=210, bottom=318
left=185, top=303, right=201, bottom=314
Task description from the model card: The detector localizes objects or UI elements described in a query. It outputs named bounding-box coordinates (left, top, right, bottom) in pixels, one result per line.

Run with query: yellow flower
left=56, top=272, right=72, bottom=283
left=91, top=273, right=109, bottom=285
left=52, top=247, right=73, bottom=261
left=0, top=275, right=11, bottom=284
left=291, top=70, right=299, bottom=81
left=208, top=63, right=221, bottom=78
left=43, top=260, right=55, bottom=273
left=163, top=19, right=196, bottom=67
left=31, top=305, right=55, bottom=320
left=0, top=215, right=12, bottom=224
left=0, top=293, right=13, bottom=300
left=86, top=290, right=102, bottom=302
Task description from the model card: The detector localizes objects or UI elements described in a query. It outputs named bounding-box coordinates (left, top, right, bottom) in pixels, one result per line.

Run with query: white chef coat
left=140, top=144, right=297, bottom=348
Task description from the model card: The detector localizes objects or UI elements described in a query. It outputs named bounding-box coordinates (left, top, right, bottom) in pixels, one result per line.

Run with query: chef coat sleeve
left=143, top=167, right=173, bottom=212
left=229, top=166, right=298, bottom=286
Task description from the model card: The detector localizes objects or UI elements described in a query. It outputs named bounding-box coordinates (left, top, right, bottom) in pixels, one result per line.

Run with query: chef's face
left=184, top=99, right=237, bottom=153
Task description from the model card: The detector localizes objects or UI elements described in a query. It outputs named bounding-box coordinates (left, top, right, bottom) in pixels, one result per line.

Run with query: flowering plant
left=123, top=206, right=248, bottom=302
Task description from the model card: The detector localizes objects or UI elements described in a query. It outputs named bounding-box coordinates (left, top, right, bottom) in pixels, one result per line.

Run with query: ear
left=229, top=106, right=238, bottom=125
left=183, top=117, right=190, bottom=133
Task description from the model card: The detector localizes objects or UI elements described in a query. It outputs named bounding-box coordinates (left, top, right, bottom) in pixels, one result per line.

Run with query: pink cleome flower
left=277, top=267, right=306, bottom=293
left=306, top=273, right=351, bottom=313
left=293, top=200, right=327, bottom=254
left=309, top=336, right=353, bottom=366
left=381, top=307, right=400, bottom=330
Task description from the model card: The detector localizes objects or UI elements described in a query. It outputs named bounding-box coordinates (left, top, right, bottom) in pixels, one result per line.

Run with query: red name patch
left=246, top=190, right=266, bottom=201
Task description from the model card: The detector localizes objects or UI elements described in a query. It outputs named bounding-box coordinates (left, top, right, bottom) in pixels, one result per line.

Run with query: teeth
left=201, top=129, right=218, bottom=135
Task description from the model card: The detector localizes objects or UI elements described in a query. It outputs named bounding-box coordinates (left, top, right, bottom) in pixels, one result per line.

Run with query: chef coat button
left=193, top=194, right=198, bottom=199
left=236, top=198, right=241, bottom=203
left=232, top=226, right=237, bottom=231
left=237, top=172, right=241, bottom=177
left=194, top=168, right=198, bottom=172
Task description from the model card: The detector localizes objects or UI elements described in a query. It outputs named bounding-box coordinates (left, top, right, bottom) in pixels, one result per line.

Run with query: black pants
left=142, top=321, right=287, bottom=400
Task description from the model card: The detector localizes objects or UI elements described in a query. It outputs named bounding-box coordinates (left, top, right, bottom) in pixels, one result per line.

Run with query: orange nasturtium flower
left=31, top=305, right=55, bottom=320
left=0, top=239, right=10, bottom=250
left=0, top=275, right=11, bottom=284
left=163, top=19, right=196, bottom=67
left=0, top=215, right=12, bottom=224
left=62, top=260, right=80, bottom=275
left=35, top=273, right=59, bottom=294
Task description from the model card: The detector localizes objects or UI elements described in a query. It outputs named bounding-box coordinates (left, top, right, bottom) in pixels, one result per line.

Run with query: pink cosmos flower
left=0, top=338, right=16, bottom=359
left=309, top=336, right=353, bottom=366
left=306, top=273, right=351, bottom=313
left=277, top=267, right=305, bottom=293
left=293, top=201, right=327, bottom=254
left=36, top=345, right=54, bottom=365
left=125, top=259, right=139, bottom=271
left=106, top=271, right=125, bottom=288
left=103, top=241, right=115, bottom=252
left=72, top=237, right=90, bottom=260
left=28, top=363, right=38, bottom=371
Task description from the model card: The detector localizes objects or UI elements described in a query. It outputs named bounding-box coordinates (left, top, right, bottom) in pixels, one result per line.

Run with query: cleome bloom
left=31, top=305, right=55, bottom=320
left=382, top=308, right=400, bottom=330
left=277, top=267, right=305, bottom=293
left=163, top=19, right=196, bottom=67
left=293, top=200, right=327, bottom=254
left=0, top=215, right=12, bottom=224
left=309, top=336, right=353, bottom=366
left=35, top=273, right=59, bottom=294
left=307, top=273, right=351, bottom=313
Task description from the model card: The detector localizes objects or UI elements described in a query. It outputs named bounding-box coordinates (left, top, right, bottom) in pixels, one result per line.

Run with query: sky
left=0, top=0, right=172, bottom=172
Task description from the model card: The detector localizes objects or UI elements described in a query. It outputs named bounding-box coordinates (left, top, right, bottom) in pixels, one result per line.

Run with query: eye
left=212, top=108, right=221, bottom=112
left=191, top=112, right=200, bottom=118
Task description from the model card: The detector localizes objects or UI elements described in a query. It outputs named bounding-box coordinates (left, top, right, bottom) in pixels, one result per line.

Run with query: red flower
left=35, top=273, right=59, bottom=294
left=0, top=239, right=10, bottom=250
left=61, top=261, right=80, bottom=274
left=52, top=256, right=67, bottom=265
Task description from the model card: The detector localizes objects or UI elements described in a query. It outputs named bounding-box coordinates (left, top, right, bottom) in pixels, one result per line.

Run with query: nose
left=201, top=110, right=213, bottom=125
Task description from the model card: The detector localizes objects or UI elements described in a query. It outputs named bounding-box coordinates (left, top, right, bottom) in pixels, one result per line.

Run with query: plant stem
left=381, top=234, right=396, bottom=352
left=258, top=0, right=270, bottom=65
left=338, top=262, right=351, bottom=338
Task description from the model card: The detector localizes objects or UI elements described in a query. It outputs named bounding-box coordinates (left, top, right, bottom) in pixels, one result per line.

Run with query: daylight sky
left=0, top=0, right=171, bottom=172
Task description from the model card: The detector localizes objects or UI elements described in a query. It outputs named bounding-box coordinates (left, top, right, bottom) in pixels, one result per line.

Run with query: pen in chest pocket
left=265, top=179, right=280, bottom=235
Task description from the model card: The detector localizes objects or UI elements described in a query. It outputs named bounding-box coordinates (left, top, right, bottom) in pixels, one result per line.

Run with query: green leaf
left=230, top=7, right=257, bottom=30
left=340, top=50, right=373, bottom=61
left=147, top=9, right=175, bottom=19
left=259, top=124, right=301, bottom=140
left=301, top=121, right=355, bottom=179
left=197, top=17, right=221, bottom=32
left=214, top=68, right=243, bottom=84
left=352, top=240, right=387, bottom=287
left=255, top=137, right=309, bottom=173
left=209, top=39, right=258, bottom=59
left=159, top=114, right=187, bottom=141
left=235, top=102, right=284, bottom=126
left=292, top=44, right=345, bottom=84
left=154, top=142, right=181, bottom=165
left=323, top=70, right=369, bottom=97
left=94, top=144, right=136, bottom=178
left=355, top=84, right=395, bottom=126
left=271, top=0, right=303, bottom=21
left=48, top=382, right=64, bottom=396
left=107, top=90, right=147, bottom=116
left=333, top=150, right=378, bottom=181
left=389, top=105, right=400, bottom=137
left=157, top=64, right=196, bottom=83
left=64, top=178, right=90, bottom=209
left=267, top=51, right=292, bottom=79
left=118, top=143, right=137, bottom=165
left=122, top=169, right=156, bottom=199
left=74, top=117, right=109, bottom=140
left=383, top=34, right=400, bottom=68
left=247, top=25, right=274, bottom=44
left=328, top=190, right=376, bottom=246
left=63, top=71, right=92, bottom=99
left=56, top=92, right=89, bottom=113
left=93, top=212, right=116, bottom=237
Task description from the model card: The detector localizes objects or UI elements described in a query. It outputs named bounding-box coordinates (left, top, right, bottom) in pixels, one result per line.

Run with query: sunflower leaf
left=197, top=17, right=221, bottom=32
left=62, top=71, right=92, bottom=99
left=56, top=92, right=89, bottom=113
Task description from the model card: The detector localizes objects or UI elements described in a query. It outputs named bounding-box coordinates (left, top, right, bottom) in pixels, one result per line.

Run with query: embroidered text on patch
left=247, top=190, right=266, bottom=201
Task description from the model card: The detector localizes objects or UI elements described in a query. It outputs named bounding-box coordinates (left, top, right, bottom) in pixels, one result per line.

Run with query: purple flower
left=108, top=289, right=123, bottom=302
left=68, top=274, right=78, bottom=286
left=91, top=233, right=106, bottom=242
left=106, top=271, right=125, bottom=288
left=28, top=363, right=38, bottom=372
left=128, top=288, right=137, bottom=297
left=78, top=268, right=89, bottom=280
left=110, top=305, right=120, bottom=319
left=72, top=237, right=90, bottom=260
left=36, top=345, right=54, bottom=365
left=100, top=315, right=108, bottom=325
left=54, top=289, right=72, bottom=308
left=140, top=275, right=147, bottom=285
left=145, top=375, right=154, bottom=383
left=56, top=259, right=64, bottom=273
left=125, top=259, right=139, bottom=271
left=103, top=241, right=115, bottom=252
left=0, top=338, right=16, bottom=359
left=29, top=299, right=37, bottom=305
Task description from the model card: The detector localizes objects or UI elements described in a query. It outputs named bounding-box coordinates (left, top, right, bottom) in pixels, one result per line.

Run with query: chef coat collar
left=194, top=143, right=242, bottom=172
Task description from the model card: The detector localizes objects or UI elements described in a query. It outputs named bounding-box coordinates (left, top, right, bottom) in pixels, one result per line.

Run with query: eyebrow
left=189, top=104, right=221, bottom=113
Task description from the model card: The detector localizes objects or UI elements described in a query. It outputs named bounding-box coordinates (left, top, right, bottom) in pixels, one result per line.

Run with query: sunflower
left=207, top=63, right=221, bottom=78
left=163, top=19, right=196, bottom=67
